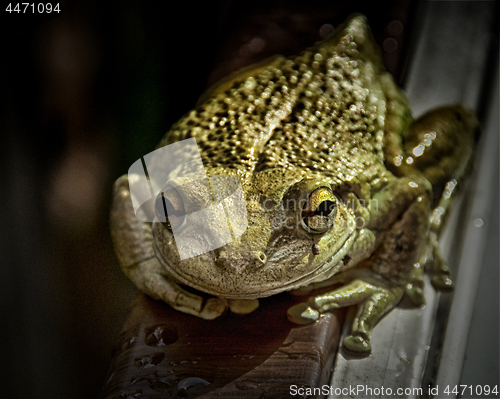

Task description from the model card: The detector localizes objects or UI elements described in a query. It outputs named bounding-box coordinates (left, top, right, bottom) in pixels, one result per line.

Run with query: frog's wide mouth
left=155, top=228, right=357, bottom=300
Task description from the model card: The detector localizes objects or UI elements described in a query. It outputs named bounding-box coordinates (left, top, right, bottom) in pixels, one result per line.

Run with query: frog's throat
left=155, top=229, right=357, bottom=300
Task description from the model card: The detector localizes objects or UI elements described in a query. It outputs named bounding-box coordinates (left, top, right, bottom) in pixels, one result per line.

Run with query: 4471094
left=5, top=3, right=61, bottom=13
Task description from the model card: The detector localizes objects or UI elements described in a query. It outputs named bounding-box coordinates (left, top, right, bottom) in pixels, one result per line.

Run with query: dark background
left=0, top=1, right=497, bottom=398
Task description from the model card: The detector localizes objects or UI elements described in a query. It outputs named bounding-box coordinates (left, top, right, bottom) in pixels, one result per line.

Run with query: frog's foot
left=129, top=258, right=228, bottom=320
left=405, top=262, right=425, bottom=306
left=342, top=332, right=372, bottom=353
left=287, top=279, right=404, bottom=353
left=426, top=235, right=454, bottom=291
left=287, top=302, right=321, bottom=324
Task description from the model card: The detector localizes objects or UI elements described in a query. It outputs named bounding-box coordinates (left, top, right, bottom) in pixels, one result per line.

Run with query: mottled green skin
left=110, top=15, right=478, bottom=352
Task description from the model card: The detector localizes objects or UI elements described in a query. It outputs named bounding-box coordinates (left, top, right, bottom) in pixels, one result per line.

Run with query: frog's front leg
left=288, top=176, right=432, bottom=353
left=289, top=278, right=404, bottom=352
left=110, top=175, right=228, bottom=319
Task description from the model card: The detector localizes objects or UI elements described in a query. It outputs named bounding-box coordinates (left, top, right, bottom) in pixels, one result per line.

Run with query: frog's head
left=152, top=167, right=359, bottom=299
left=150, top=13, right=380, bottom=298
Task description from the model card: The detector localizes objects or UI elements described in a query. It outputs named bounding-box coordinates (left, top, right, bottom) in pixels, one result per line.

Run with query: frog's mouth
left=155, top=227, right=358, bottom=300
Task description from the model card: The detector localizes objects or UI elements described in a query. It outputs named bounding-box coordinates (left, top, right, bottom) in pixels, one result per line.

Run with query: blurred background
left=0, top=1, right=497, bottom=398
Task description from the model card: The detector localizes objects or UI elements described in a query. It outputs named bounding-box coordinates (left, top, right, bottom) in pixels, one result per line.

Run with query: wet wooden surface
left=99, top=293, right=341, bottom=398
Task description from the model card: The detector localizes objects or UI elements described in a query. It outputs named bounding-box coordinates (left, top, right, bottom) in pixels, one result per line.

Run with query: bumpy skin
left=110, top=15, right=478, bottom=353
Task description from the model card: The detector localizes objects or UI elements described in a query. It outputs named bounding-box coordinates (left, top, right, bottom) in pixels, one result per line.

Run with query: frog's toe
left=287, top=303, right=320, bottom=324
left=229, top=299, right=259, bottom=315
left=199, top=297, right=228, bottom=320
left=431, top=274, right=454, bottom=291
left=343, top=333, right=372, bottom=353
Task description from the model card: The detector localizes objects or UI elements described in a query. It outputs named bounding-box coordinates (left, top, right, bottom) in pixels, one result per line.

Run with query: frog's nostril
left=214, top=249, right=267, bottom=273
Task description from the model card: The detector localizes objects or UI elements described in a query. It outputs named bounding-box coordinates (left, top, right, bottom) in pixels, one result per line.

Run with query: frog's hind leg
left=403, top=190, right=454, bottom=298
left=288, top=278, right=404, bottom=353
left=404, top=104, right=478, bottom=291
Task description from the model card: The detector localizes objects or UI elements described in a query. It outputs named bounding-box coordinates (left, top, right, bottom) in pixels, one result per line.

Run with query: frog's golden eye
left=302, top=187, right=338, bottom=233
left=154, top=188, right=186, bottom=231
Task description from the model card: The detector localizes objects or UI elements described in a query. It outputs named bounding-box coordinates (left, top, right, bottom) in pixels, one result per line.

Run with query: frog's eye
left=302, top=187, right=338, bottom=233
left=154, top=188, right=186, bottom=231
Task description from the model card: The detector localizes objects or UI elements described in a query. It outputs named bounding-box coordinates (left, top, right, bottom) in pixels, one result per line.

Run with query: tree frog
left=110, top=15, right=478, bottom=353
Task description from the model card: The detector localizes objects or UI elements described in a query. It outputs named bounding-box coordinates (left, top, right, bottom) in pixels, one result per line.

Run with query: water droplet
left=413, top=144, right=425, bottom=157
left=177, top=377, right=210, bottom=394
left=145, top=325, right=178, bottom=347
left=394, top=155, right=403, bottom=166
left=387, top=20, right=404, bottom=35
left=319, top=24, right=335, bottom=38
left=383, top=38, right=398, bottom=53
left=474, top=218, right=484, bottom=227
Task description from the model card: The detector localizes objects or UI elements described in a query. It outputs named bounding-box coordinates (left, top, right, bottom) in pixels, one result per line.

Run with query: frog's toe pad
left=343, top=334, right=372, bottom=353
left=431, top=274, right=454, bottom=291
left=199, top=297, right=228, bottom=320
left=287, top=303, right=320, bottom=325
left=229, top=299, right=259, bottom=315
